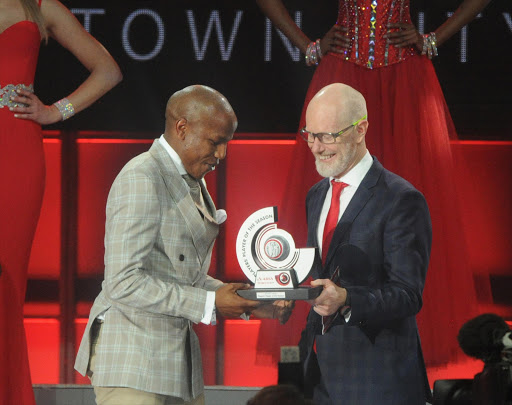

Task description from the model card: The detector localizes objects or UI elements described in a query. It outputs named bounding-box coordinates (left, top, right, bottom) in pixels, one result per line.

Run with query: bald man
left=75, top=85, right=261, bottom=405
left=298, top=83, right=433, bottom=404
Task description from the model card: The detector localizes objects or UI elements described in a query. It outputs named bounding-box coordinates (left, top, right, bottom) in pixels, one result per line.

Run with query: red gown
left=0, top=21, right=44, bottom=405
left=260, top=0, right=478, bottom=367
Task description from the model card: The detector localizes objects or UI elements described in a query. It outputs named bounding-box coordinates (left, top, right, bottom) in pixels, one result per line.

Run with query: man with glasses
left=297, top=83, right=433, bottom=405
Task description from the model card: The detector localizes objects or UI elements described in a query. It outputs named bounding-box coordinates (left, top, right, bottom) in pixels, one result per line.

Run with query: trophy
left=236, top=206, right=321, bottom=300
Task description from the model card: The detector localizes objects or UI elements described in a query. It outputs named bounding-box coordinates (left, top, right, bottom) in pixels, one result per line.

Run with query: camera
left=433, top=313, right=512, bottom=405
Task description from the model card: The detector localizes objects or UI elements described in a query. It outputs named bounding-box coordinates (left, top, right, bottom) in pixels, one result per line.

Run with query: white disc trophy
left=236, top=206, right=321, bottom=300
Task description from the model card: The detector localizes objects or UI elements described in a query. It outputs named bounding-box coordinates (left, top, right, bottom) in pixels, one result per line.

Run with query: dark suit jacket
left=299, top=157, right=433, bottom=405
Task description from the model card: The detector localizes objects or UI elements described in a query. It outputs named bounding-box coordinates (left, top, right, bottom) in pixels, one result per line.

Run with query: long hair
left=19, top=0, right=48, bottom=42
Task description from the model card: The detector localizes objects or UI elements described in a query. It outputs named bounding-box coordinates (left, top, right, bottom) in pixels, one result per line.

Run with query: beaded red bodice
left=336, top=0, right=417, bottom=69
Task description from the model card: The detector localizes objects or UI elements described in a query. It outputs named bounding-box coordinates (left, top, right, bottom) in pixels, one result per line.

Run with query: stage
left=33, top=385, right=260, bottom=405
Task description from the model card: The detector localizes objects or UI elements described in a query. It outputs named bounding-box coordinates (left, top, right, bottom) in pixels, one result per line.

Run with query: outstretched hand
left=215, top=283, right=260, bottom=318
left=310, top=279, right=347, bottom=317
left=10, top=89, right=62, bottom=125
left=384, top=23, right=423, bottom=52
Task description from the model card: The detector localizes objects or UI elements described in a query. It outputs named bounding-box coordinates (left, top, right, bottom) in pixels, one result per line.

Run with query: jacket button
left=179, top=254, right=185, bottom=261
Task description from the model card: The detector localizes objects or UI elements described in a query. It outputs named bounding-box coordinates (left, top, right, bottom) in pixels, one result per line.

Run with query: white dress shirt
left=316, top=150, right=373, bottom=256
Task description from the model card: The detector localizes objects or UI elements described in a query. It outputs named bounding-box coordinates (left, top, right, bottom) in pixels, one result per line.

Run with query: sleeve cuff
left=200, top=290, right=216, bottom=325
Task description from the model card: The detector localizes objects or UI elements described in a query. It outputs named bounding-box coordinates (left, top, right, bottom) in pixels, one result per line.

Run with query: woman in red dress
left=256, top=0, right=491, bottom=366
left=0, top=0, right=121, bottom=403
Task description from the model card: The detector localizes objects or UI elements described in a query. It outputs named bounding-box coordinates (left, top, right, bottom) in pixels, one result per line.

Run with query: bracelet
left=53, top=97, right=75, bottom=121
left=340, top=292, right=351, bottom=317
left=340, top=305, right=351, bottom=317
left=315, top=38, right=323, bottom=60
left=305, top=39, right=323, bottom=66
left=421, top=32, right=438, bottom=60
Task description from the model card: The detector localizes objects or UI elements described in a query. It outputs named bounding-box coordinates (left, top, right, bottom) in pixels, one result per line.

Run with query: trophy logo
left=236, top=206, right=321, bottom=300
left=276, top=273, right=290, bottom=286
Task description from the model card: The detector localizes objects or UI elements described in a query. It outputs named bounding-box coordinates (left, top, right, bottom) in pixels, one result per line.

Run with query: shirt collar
left=331, top=150, right=372, bottom=188
left=159, top=134, right=187, bottom=176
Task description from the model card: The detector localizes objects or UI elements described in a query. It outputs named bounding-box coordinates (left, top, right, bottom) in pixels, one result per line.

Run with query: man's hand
left=215, top=283, right=259, bottom=318
left=251, top=300, right=295, bottom=324
left=310, top=279, right=347, bottom=316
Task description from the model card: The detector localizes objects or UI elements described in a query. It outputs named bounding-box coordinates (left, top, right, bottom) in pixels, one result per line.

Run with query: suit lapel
left=324, top=158, right=382, bottom=269
left=148, top=140, right=217, bottom=262
left=307, top=178, right=330, bottom=248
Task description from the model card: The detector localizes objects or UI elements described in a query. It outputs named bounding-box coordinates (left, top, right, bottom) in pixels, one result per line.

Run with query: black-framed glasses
left=300, top=115, right=367, bottom=144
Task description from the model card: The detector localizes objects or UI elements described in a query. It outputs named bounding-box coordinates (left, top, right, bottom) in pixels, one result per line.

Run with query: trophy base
left=237, top=286, right=322, bottom=301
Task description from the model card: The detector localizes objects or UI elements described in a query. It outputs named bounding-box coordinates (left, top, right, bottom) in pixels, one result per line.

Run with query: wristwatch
left=340, top=292, right=351, bottom=317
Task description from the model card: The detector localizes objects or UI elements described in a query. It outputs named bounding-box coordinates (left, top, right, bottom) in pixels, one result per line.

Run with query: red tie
left=322, top=180, right=348, bottom=264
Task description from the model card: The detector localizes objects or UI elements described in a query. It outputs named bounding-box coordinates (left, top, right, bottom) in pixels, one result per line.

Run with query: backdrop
left=35, top=0, right=512, bottom=138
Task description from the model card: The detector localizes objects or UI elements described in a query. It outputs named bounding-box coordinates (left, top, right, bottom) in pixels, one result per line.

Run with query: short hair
left=164, top=85, right=236, bottom=134
left=342, top=89, right=367, bottom=124
left=307, top=83, right=367, bottom=128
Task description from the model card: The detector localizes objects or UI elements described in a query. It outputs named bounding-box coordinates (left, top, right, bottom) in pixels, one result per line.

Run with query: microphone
left=457, top=313, right=512, bottom=363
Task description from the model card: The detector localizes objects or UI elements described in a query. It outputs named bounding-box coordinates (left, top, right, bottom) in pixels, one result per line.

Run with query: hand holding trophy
left=236, top=207, right=321, bottom=301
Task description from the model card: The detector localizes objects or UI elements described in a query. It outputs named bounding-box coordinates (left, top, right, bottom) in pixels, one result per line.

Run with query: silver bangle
left=305, top=39, right=323, bottom=66
left=305, top=42, right=316, bottom=66
left=421, top=32, right=438, bottom=60
left=315, top=38, right=323, bottom=59
left=53, top=98, right=75, bottom=121
left=429, top=32, right=438, bottom=58
left=421, top=34, right=428, bottom=56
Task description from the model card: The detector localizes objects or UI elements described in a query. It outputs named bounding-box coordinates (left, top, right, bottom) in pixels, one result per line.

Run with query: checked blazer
left=75, top=140, right=223, bottom=400
left=299, top=157, right=433, bottom=405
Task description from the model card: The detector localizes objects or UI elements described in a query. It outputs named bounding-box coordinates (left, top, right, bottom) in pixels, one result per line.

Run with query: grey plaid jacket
left=75, top=140, right=223, bottom=400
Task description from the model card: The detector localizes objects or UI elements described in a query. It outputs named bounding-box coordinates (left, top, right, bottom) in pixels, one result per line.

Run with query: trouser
left=89, top=320, right=205, bottom=405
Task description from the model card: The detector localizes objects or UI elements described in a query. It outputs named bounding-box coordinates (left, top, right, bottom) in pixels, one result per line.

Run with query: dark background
left=36, top=0, right=512, bottom=139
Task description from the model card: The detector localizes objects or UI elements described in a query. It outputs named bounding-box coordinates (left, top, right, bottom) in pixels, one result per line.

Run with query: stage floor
left=33, top=385, right=260, bottom=405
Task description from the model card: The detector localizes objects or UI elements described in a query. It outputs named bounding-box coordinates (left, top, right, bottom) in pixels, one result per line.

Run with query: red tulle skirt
left=258, top=53, right=478, bottom=366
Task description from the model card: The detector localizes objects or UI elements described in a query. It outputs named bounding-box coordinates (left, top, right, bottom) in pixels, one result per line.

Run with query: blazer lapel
left=148, top=140, right=215, bottom=262
left=307, top=178, right=330, bottom=248
left=324, top=157, right=382, bottom=269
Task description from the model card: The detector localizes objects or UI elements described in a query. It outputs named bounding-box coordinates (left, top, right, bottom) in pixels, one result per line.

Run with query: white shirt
left=159, top=135, right=216, bottom=325
left=316, top=150, right=373, bottom=256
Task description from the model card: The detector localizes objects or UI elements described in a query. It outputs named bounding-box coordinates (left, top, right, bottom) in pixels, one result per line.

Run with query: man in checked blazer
left=297, top=83, right=433, bottom=405
left=75, top=85, right=264, bottom=405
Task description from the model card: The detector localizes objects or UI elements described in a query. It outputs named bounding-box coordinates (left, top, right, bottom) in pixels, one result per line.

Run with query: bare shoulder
left=40, top=0, right=64, bottom=14
left=0, top=0, right=25, bottom=26
left=39, top=0, right=91, bottom=43
left=39, top=0, right=74, bottom=28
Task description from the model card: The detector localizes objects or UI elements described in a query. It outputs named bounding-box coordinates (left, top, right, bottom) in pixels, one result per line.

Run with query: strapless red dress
left=0, top=21, right=44, bottom=405
left=259, top=0, right=478, bottom=367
